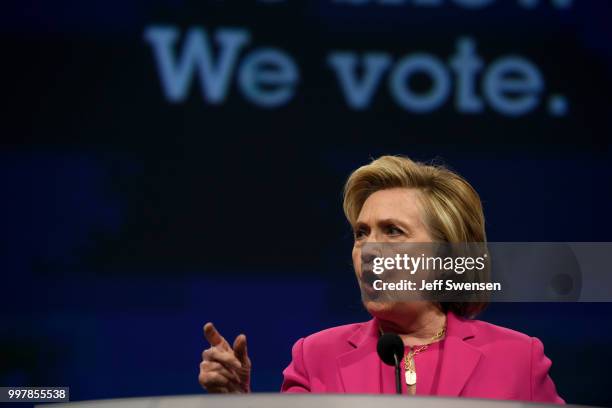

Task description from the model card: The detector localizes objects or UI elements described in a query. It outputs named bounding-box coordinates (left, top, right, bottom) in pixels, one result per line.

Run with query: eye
left=353, top=226, right=369, bottom=240
left=385, top=225, right=404, bottom=236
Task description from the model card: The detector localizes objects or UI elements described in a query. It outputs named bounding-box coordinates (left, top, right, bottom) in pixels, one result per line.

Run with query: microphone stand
left=393, top=354, right=402, bottom=395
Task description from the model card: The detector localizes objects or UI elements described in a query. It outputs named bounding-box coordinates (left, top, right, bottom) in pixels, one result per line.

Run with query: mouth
left=359, top=269, right=380, bottom=299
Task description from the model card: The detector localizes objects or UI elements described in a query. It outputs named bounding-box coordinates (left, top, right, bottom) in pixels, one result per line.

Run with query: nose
left=361, top=242, right=383, bottom=265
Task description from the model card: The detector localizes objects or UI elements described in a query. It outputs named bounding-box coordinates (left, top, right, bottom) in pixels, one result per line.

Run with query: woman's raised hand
left=199, top=323, right=251, bottom=393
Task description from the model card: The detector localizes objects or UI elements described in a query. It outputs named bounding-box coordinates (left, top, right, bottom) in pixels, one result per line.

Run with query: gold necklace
left=404, top=325, right=446, bottom=386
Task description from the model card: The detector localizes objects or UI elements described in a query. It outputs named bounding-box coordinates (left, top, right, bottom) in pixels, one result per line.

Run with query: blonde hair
left=343, top=155, right=488, bottom=317
left=343, top=155, right=486, bottom=243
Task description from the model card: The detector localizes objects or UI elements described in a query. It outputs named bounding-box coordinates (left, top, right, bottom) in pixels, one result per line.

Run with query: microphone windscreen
left=377, top=333, right=404, bottom=366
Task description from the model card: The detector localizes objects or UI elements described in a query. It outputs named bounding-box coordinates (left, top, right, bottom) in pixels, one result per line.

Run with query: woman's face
left=351, top=188, right=433, bottom=318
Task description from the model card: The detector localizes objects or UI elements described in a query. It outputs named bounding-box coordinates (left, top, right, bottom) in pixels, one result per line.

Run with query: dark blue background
left=1, top=1, right=612, bottom=407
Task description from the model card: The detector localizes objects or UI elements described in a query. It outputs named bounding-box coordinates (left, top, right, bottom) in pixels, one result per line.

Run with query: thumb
left=203, top=322, right=230, bottom=350
left=233, top=334, right=249, bottom=365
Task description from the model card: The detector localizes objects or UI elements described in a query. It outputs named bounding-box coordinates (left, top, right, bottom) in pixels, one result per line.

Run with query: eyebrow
left=354, top=218, right=413, bottom=230
left=352, top=221, right=368, bottom=230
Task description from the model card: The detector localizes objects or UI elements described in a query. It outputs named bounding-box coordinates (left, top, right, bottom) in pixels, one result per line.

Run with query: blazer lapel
left=436, top=312, right=483, bottom=397
left=336, top=319, right=384, bottom=393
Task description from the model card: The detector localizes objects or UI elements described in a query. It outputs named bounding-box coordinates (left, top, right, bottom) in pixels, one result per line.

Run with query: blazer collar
left=337, top=311, right=482, bottom=395
left=345, top=311, right=475, bottom=348
left=347, top=316, right=380, bottom=348
left=437, top=312, right=483, bottom=396
left=337, top=318, right=382, bottom=393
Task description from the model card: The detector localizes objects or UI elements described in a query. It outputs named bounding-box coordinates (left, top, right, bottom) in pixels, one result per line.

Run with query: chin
left=363, top=300, right=394, bottom=318
left=363, top=300, right=430, bottom=320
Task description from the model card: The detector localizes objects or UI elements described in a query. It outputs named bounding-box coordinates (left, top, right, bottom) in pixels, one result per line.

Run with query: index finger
left=203, top=322, right=228, bottom=348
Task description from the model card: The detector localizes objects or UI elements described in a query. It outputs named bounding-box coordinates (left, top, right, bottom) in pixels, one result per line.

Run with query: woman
left=198, top=155, right=564, bottom=402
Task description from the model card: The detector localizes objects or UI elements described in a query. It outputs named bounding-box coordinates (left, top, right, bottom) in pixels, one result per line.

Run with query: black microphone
left=376, top=333, right=404, bottom=395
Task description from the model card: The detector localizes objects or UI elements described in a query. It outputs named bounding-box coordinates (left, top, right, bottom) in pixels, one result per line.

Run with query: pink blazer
left=281, top=312, right=564, bottom=403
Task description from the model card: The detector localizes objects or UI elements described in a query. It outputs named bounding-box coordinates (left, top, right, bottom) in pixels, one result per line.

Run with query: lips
left=360, top=267, right=380, bottom=299
left=362, top=271, right=377, bottom=286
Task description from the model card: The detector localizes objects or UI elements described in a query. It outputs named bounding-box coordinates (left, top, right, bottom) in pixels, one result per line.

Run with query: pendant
left=405, top=370, right=417, bottom=386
